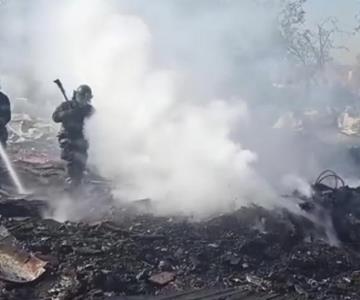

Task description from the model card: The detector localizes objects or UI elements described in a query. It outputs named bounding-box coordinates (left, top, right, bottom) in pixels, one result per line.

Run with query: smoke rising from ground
left=0, top=0, right=355, bottom=218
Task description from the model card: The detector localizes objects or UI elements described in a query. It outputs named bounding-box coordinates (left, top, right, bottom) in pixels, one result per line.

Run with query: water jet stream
left=0, top=143, right=25, bottom=194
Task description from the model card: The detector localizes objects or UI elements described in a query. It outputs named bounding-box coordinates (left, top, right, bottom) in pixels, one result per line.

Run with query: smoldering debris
left=2, top=111, right=360, bottom=300
left=0, top=160, right=360, bottom=299
left=8, top=112, right=58, bottom=160
left=9, top=114, right=56, bottom=144
left=0, top=225, right=47, bottom=283
left=2, top=1, right=360, bottom=299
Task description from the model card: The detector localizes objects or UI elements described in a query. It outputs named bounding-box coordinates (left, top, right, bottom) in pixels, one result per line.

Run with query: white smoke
left=77, top=0, right=281, bottom=215
left=1, top=0, right=350, bottom=218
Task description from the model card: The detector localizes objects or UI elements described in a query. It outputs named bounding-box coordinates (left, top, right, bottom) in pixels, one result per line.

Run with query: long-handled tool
left=53, top=79, right=70, bottom=102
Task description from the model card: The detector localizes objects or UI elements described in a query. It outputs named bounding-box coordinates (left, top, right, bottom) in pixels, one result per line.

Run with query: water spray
left=0, top=143, right=26, bottom=194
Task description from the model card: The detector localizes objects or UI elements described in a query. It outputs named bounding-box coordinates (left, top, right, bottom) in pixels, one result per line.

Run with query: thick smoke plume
left=0, top=0, right=355, bottom=218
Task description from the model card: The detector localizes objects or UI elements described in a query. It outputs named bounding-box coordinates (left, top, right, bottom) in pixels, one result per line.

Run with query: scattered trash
left=0, top=251, right=47, bottom=283
left=338, top=107, right=360, bottom=136
left=149, top=272, right=176, bottom=286
left=8, top=113, right=57, bottom=144
left=1, top=117, right=360, bottom=298
left=0, top=225, right=47, bottom=283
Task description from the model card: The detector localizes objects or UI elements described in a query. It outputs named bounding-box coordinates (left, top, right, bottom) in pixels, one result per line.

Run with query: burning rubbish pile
left=2, top=74, right=360, bottom=300
left=0, top=164, right=360, bottom=299
left=1, top=109, right=360, bottom=299
left=3, top=0, right=360, bottom=299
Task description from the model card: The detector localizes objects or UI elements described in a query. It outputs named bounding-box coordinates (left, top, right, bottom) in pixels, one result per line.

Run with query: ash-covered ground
left=0, top=127, right=359, bottom=300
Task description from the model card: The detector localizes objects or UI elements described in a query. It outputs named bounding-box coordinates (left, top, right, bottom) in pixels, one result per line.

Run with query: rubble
left=149, top=272, right=176, bottom=286
left=0, top=246, right=47, bottom=283
left=8, top=113, right=57, bottom=144
left=0, top=198, right=48, bottom=218
left=273, top=111, right=303, bottom=131
left=273, top=109, right=337, bottom=132
left=338, top=107, right=360, bottom=136
left=0, top=170, right=359, bottom=299
left=0, top=225, right=47, bottom=283
left=1, top=116, right=360, bottom=298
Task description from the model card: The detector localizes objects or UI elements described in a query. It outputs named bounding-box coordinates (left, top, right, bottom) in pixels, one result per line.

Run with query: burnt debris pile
left=0, top=167, right=360, bottom=299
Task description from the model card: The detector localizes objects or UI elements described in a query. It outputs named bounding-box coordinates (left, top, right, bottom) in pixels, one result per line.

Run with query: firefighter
left=0, top=86, right=11, bottom=188
left=52, top=84, right=94, bottom=188
left=0, top=86, right=11, bottom=147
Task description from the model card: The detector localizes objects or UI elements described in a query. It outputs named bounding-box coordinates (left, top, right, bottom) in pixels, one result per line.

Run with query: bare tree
left=279, top=0, right=344, bottom=85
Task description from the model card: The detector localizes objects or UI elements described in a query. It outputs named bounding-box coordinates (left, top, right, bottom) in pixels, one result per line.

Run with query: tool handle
left=53, top=79, right=70, bottom=102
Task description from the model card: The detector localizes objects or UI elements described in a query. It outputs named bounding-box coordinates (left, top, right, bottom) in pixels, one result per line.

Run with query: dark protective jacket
left=0, top=91, right=11, bottom=145
left=0, top=91, right=11, bottom=127
left=52, top=101, right=94, bottom=139
left=52, top=100, right=94, bottom=184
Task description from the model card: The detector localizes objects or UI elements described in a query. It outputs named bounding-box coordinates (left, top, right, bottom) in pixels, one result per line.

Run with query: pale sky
left=305, top=0, right=360, bottom=63
left=306, top=0, right=358, bottom=25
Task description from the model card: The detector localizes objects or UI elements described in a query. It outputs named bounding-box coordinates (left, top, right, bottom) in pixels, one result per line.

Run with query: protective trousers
left=59, top=135, right=89, bottom=187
